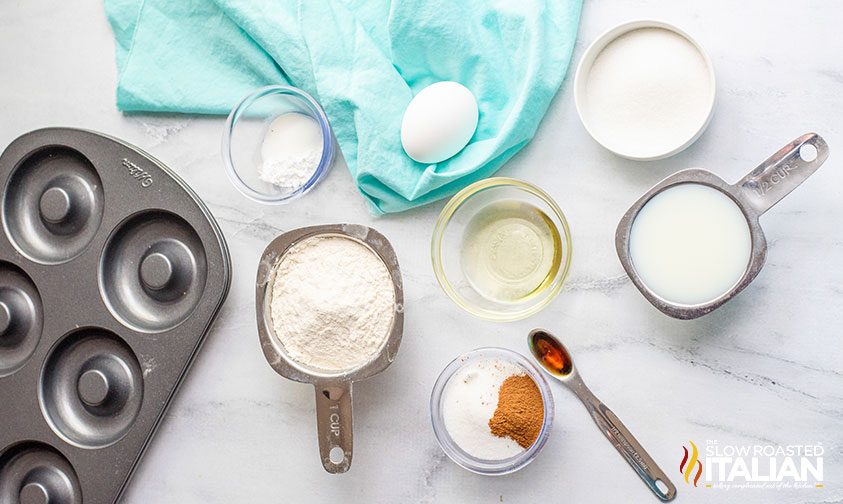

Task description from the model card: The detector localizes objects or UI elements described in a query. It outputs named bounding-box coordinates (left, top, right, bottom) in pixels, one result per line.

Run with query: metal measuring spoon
left=527, top=329, right=676, bottom=501
left=256, top=224, right=404, bottom=474
left=616, top=133, right=829, bottom=319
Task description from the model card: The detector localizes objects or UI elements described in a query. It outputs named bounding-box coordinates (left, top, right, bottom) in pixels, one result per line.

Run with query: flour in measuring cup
left=269, top=235, right=395, bottom=372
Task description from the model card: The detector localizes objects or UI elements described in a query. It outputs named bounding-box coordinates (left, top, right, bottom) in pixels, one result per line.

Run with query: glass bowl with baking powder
left=430, top=347, right=554, bottom=475
left=223, top=85, right=337, bottom=203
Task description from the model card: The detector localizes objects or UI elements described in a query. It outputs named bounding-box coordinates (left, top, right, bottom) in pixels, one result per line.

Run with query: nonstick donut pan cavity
left=0, top=128, right=231, bottom=503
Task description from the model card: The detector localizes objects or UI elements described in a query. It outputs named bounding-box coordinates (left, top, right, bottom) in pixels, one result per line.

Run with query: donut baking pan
left=0, top=128, right=231, bottom=503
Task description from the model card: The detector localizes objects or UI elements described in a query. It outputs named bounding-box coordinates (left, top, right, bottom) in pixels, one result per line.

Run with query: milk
left=629, top=183, right=751, bottom=305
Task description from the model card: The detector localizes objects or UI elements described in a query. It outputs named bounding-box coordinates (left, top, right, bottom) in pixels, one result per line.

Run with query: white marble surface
left=1, top=1, right=842, bottom=503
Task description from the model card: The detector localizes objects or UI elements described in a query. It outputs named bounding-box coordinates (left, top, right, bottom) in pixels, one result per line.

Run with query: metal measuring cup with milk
left=616, top=133, right=829, bottom=319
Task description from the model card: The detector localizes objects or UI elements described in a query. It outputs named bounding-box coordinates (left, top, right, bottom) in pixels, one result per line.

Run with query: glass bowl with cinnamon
left=430, top=347, right=554, bottom=475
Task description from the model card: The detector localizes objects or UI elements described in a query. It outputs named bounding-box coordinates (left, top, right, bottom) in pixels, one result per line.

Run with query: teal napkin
left=105, top=0, right=582, bottom=214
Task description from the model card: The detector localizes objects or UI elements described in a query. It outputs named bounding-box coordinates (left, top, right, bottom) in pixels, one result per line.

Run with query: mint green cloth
left=105, top=0, right=582, bottom=214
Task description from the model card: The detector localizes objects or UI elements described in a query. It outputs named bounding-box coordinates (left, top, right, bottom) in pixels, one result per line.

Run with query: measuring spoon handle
left=738, top=132, right=829, bottom=215
left=314, top=381, right=353, bottom=473
left=572, top=379, right=676, bottom=501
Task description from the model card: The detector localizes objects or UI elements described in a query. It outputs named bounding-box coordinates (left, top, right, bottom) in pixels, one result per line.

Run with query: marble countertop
left=1, top=1, right=841, bottom=503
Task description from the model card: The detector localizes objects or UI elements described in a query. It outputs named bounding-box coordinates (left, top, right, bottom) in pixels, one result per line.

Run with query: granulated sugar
left=441, top=358, right=526, bottom=460
left=582, top=27, right=712, bottom=158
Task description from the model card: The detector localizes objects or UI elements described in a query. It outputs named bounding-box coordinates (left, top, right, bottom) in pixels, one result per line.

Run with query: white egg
left=400, top=81, right=478, bottom=164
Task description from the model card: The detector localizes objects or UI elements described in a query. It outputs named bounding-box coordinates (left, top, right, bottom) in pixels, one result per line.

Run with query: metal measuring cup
left=616, top=133, right=829, bottom=319
left=256, top=224, right=404, bottom=473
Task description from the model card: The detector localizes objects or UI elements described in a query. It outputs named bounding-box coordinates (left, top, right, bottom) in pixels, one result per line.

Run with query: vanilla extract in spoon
left=528, top=329, right=676, bottom=501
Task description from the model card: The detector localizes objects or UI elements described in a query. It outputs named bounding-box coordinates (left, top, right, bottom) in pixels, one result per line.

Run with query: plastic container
left=431, top=178, right=572, bottom=321
left=222, top=85, right=337, bottom=203
left=430, top=347, right=554, bottom=475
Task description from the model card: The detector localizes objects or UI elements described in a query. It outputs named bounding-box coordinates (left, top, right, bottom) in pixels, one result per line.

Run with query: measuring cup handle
left=572, top=379, right=676, bottom=501
left=737, top=133, right=829, bottom=215
left=314, top=381, right=353, bottom=473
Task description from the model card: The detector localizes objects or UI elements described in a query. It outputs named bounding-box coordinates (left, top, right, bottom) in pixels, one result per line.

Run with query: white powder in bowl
left=582, top=27, right=713, bottom=158
left=269, top=235, right=395, bottom=372
left=259, top=112, right=323, bottom=190
left=442, top=358, right=526, bottom=460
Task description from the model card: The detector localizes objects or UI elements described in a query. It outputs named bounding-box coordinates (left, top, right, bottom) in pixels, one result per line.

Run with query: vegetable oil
left=460, top=200, right=562, bottom=303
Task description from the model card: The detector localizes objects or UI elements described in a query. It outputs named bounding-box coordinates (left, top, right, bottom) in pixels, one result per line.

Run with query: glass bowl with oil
left=431, top=178, right=572, bottom=321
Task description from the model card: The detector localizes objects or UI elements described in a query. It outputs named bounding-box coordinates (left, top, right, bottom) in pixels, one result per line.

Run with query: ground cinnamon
left=489, top=374, right=544, bottom=449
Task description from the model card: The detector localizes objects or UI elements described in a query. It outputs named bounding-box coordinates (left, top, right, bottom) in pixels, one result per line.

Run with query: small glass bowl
left=431, top=178, right=572, bottom=321
left=430, top=347, right=554, bottom=475
left=222, top=85, right=337, bottom=204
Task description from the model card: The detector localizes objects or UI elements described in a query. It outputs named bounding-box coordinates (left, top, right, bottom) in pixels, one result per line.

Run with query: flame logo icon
left=680, top=440, right=703, bottom=487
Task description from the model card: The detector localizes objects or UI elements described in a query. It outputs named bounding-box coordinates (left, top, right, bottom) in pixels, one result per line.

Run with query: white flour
left=269, top=235, right=395, bottom=372
left=259, top=112, right=323, bottom=190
